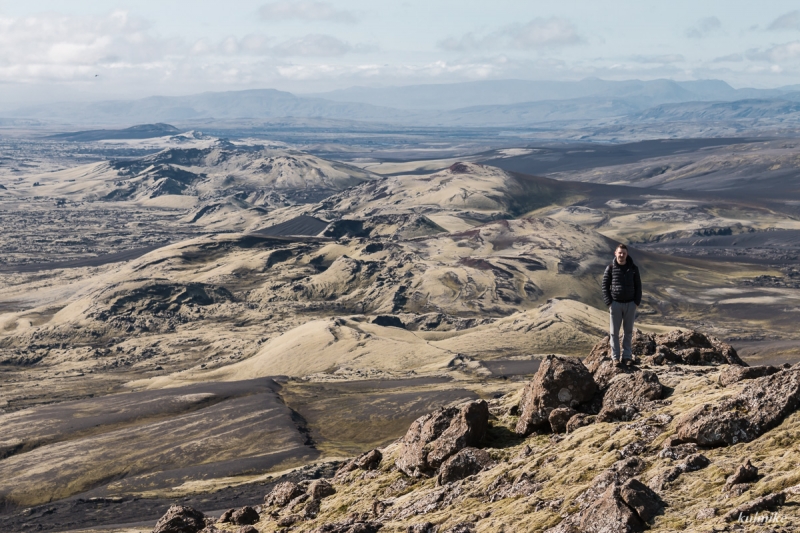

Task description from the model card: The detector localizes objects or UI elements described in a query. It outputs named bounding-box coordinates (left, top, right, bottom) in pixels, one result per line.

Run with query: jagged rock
left=236, top=527, right=259, bottom=533
left=619, top=479, right=663, bottom=522
left=648, top=454, right=710, bottom=491
left=723, top=492, right=786, bottom=522
left=277, top=514, right=304, bottom=527
left=304, top=498, right=321, bottom=518
left=603, top=371, right=664, bottom=408
left=654, top=330, right=745, bottom=366
left=336, top=449, right=383, bottom=478
left=199, top=527, right=221, bottom=533
left=584, top=338, right=639, bottom=390
left=719, top=365, right=780, bottom=386
left=576, top=457, right=646, bottom=509
left=310, top=516, right=384, bottom=532
left=407, top=523, right=437, bottom=533
left=658, top=442, right=698, bottom=460
left=575, top=483, right=645, bottom=533
left=265, top=481, right=304, bottom=507
left=597, top=403, right=639, bottom=423
left=676, top=368, right=800, bottom=446
left=396, top=400, right=488, bottom=477
left=152, top=505, right=207, bottom=533
left=230, top=507, right=259, bottom=526
left=436, top=447, right=495, bottom=485
left=566, top=413, right=594, bottom=433
left=549, top=407, right=577, bottom=433
left=515, top=355, right=598, bottom=436
left=727, top=483, right=752, bottom=497
left=218, top=509, right=233, bottom=523
left=725, top=459, right=758, bottom=490
left=618, top=441, right=646, bottom=459
left=309, top=479, right=336, bottom=500
left=486, top=472, right=541, bottom=502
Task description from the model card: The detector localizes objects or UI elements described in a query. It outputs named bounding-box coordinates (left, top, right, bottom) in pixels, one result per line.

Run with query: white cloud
left=258, top=1, right=357, bottom=23
left=273, top=34, right=374, bottom=57
left=191, top=34, right=374, bottom=58
left=438, top=17, right=582, bottom=53
left=629, top=54, right=686, bottom=64
left=768, top=10, right=800, bottom=31
left=712, top=53, right=744, bottom=63
left=746, top=41, right=800, bottom=62
left=0, top=11, right=178, bottom=82
left=506, top=18, right=583, bottom=49
left=686, top=16, right=721, bottom=39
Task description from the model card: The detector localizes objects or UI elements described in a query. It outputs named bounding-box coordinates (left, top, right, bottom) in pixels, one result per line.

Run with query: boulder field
left=152, top=330, right=800, bottom=533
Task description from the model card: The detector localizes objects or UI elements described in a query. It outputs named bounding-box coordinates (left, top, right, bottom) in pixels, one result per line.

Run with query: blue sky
left=2, top=1, right=800, bottom=105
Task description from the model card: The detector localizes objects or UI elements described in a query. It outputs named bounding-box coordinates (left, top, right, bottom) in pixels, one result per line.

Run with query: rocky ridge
left=150, top=330, right=800, bottom=533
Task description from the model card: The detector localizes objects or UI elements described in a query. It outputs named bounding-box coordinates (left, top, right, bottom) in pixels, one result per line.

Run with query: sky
left=2, top=0, right=800, bottom=106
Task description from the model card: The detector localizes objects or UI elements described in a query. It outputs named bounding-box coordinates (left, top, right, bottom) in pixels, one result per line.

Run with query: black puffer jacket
left=602, top=257, right=642, bottom=307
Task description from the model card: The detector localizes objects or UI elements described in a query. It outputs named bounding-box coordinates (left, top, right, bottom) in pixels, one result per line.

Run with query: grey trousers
left=609, top=300, right=637, bottom=360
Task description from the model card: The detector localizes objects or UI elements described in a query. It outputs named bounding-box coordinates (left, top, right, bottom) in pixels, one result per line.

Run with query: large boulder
left=396, top=400, right=489, bottom=477
left=515, top=355, right=598, bottom=436
left=676, top=368, right=800, bottom=446
left=265, top=481, right=304, bottom=507
left=335, top=449, right=383, bottom=479
left=549, top=407, right=578, bottom=434
left=229, top=507, right=259, bottom=526
left=654, top=330, right=745, bottom=366
left=437, top=447, right=495, bottom=485
left=152, top=505, right=207, bottom=533
left=603, top=371, right=664, bottom=409
left=619, top=479, right=663, bottom=523
left=718, top=365, right=780, bottom=387
left=584, top=337, right=640, bottom=390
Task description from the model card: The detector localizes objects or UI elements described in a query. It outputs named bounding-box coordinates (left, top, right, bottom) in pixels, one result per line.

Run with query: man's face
left=615, top=247, right=628, bottom=264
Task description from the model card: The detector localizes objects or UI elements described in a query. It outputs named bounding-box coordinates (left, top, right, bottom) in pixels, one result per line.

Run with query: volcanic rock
left=549, top=407, right=578, bottom=433
left=236, top=527, right=259, bottom=533
left=597, top=403, right=639, bottom=423
left=230, top=507, right=259, bottom=526
left=676, top=368, right=800, bottom=446
left=654, top=330, right=745, bottom=366
left=573, top=483, right=645, bottom=533
left=584, top=337, right=639, bottom=390
left=152, top=505, right=207, bottom=533
left=725, top=459, right=758, bottom=490
left=515, top=355, right=598, bottom=436
left=602, top=370, right=664, bottom=408
left=396, top=400, right=489, bottom=477
left=565, top=413, right=595, bottom=433
left=309, top=479, right=336, bottom=500
left=719, top=365, right=780, bottom=387
left=336, top=449, right=383, bottom=478
left=265, top=481, right=304, bottom=507
left=436, top=447, right=495, bottom=485
left=619, top=478, right=663, bottom=523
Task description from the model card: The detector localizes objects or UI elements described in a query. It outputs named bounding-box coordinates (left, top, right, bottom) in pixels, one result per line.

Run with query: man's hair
left=616, top=243, right=628, bottom=251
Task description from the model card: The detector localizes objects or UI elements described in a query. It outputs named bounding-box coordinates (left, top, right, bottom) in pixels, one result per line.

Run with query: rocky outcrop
left=648, top=454, right=710, bottom=491
left=549, top=407, right=578, bottom=433
left=597, top=403, right=639, bottom=423
left=676, top=368, right=800, bottom=446
left=619, top=479, right=663, bottom=523
left=152, top=505, right=207, bottom=533
left=602, top=371, right=664, bottom=408
left=585, top=330, right=745, bottom=389
left=566, top=413, right=595, bottom=433
left=228, top=507, right=259, bottom=526
left=265, top=481, right=304, bottom=507
left=309, top=479, right=336, bottom=500
left=718, top=365, right=780, bottom=386
left=724, top=459, right=758, bottom=492
left=336, top=449, right=383, bottom=478
left=396, top=400, right=489, bottom=477
left=515, top=355, right=598, bottom=436
left=653, top=330, right=745, bottom=366
left=437, top=447, right=495, bottom=485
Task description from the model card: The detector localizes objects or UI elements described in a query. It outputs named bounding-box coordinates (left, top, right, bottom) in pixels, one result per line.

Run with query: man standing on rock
left=602, top=243, right=642, bottom=366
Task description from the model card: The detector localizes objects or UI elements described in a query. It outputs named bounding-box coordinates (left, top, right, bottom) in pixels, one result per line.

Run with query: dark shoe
left=622, top=357, right=634, bottom=367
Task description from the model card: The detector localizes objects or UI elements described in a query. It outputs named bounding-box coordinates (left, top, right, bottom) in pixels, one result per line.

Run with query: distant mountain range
left=5, top=78, right=800, bottom=128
